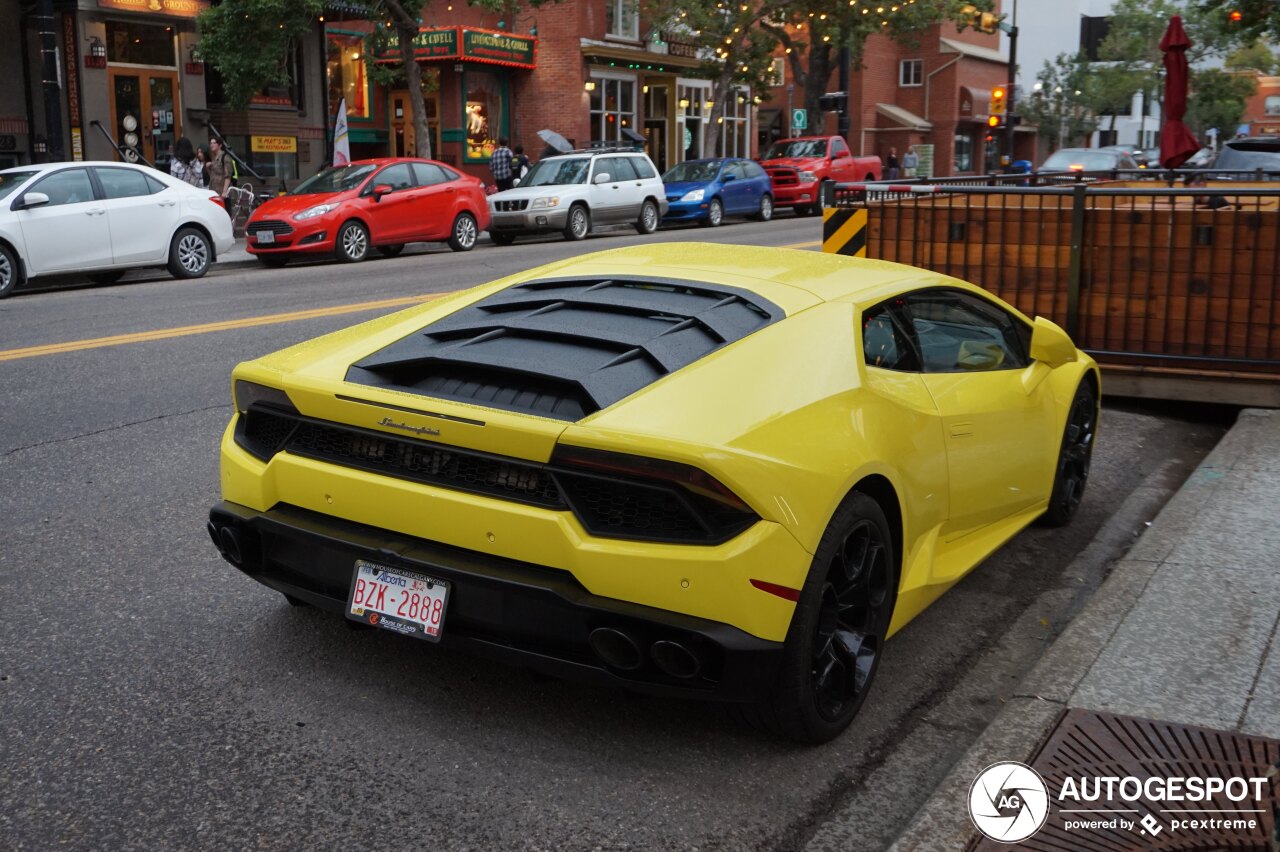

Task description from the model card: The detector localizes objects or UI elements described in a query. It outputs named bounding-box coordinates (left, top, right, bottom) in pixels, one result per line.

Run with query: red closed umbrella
left=1159, top=15, right=1200, bottom=169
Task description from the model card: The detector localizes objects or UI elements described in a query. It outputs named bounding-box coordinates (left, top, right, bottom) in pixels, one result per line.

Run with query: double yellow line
left=0, top=239, right=820, bottom=363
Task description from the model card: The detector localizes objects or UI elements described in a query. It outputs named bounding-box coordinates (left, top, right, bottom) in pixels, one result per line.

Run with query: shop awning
left=875, top=103, right=932, bottom=130
left=959, top=86, right=991, bottom=122
left=377, top=27, right=538, bottom=69
left=580, top=38, right=702, bottom=72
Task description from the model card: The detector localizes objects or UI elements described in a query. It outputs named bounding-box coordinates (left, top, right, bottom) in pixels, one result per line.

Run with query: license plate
left=256, top=231, right=275, bottom=245
left=346, top=560, right=449, bottom=642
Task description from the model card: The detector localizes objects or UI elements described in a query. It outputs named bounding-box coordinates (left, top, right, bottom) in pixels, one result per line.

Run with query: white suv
left=487, top=150, right=668, bottom=244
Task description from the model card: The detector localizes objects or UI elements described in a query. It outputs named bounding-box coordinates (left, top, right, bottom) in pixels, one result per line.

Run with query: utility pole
left=35, top=0, right=64, bottom=162
left=837, top=45, right=850, bottom=139
left=1003, top=0, right=1018, bottom=170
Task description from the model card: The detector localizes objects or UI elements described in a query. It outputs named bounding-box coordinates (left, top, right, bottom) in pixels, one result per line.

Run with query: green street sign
left=792, top=109, right=807, bottom=130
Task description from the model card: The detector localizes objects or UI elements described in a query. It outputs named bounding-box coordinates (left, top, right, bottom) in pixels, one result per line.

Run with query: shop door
left=391, top=90, right=441, bottom=159
left=110, top=69, right=181, bottom=171
left=644, top=85, right=669, bottom=173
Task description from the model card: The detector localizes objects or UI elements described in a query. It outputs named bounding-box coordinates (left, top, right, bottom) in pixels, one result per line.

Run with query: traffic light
left=960, top=3, right=1001, bottom=33
left=1228, top=8, right=1243, bottom=22
left=988, top=114, right=1002, bottom=129
left=990, top=86, right=1006, bottom=117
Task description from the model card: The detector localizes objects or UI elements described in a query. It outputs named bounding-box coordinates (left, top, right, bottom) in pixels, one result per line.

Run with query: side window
left=903, top=290, right=1030, bottom=373
left=608, top=157, right=638, bottom=181
left=439, top=166, right=461, bottom=182
left=412, top=162, right=449, bottom=186
left=744, top=161, right=766, bottom=179
left=373, top=163, right=415, bottom=191
left=29, top=169, right=95, bottom=206
left=832, top=139, right=850, bottom=158
left=862, top=302, right=920, bottom=371
left=144, top=174, right=167, bottom=193
left=96, top=167, right=157, bottom=200
left=726, top=162, right=747, bottom=180
left=631, top=157, right=656, bottom=179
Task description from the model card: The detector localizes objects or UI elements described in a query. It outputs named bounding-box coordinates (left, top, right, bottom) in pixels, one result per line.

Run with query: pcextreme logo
left=968, top=761, right=1050, bottom=843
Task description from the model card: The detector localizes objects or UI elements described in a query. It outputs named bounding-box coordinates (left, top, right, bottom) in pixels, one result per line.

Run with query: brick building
left=1241, top=74, right=1280, bottom=137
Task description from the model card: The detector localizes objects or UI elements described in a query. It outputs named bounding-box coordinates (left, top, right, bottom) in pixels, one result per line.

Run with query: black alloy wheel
left=1040, top=380, right=1097, bottom=527
left=738, top=492, right=897, bottom=743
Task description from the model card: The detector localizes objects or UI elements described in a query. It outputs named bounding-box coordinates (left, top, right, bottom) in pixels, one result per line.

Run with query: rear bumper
left=208, top=500, right=785, bottom=701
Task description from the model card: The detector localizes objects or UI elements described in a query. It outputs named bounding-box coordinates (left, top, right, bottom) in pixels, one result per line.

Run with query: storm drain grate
left=967, top=709, right=1279, bottom=851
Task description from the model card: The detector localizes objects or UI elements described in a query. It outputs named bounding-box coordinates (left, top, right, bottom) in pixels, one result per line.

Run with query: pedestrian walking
left=512, top=144, right=530, bottom=181
left=170, top=137, right=203, bottom=187
left=490, top=137, right=514, bottom=192
left=206, top=136, right=236, bottom=221
left=886, top=146, right=900, bottom=180
left=902, top=145, right=919, bottom=179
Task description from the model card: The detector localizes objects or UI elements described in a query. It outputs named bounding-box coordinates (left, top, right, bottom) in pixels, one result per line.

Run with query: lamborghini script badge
left=378, top=417, right=441, bottom=437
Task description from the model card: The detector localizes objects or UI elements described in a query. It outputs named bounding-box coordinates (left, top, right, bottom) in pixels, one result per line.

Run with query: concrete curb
left=883, top=413, right=1260, bottom=851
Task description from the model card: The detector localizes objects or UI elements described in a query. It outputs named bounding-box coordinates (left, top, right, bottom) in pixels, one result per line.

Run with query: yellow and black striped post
left=822, top=207, right=868, bottom=256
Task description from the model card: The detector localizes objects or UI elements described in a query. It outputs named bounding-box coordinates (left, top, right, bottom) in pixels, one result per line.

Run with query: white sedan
left=0, top=161, right=235, bottom=297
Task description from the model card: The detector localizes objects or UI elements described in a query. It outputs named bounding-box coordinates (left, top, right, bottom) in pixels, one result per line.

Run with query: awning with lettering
left=378, top=26, right=537, bottom=69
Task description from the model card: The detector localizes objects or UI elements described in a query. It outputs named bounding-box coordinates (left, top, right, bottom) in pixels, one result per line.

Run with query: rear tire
left=0, top=244, right=20, bottom=297
left=563, top=204, right=590, bottom=241
left=1039, top=380, right=1098, bottom=527
left=634, top=199, right=659, bottom=234
left=376, top=244, right=405, bottom=258
left=448, top=212, right=479, bottom=251
left=752, top=194, right=774, bottom=222
left=335, top=220, right=370, bottom=263
left=167, top=227, right=212, bottom=279
left=489, top=232, right=516, bottom=246
left=736, top=492, right=898, bottom=744
left=256, top=255, right=289, bottom=268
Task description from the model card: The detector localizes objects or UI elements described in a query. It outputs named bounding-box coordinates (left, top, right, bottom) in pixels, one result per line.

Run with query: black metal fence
left=822, top=181, right=1280, bottom=374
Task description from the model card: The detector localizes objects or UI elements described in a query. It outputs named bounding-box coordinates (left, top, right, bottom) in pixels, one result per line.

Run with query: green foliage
left=197, top=0, right=325, bottom=111
left=1224, top=40, right=1276, bottom=73
left=1196, top=0, right=1280, bottom=48
left=1020, top=53, right=1100, bottom=150
left=1186, top=67, right=1257, bottom=135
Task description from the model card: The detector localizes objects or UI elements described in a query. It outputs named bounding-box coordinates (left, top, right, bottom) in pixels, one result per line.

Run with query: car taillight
left=551, top=445, right=758, bottom=544
left=210, top=196, right=227, bottom=209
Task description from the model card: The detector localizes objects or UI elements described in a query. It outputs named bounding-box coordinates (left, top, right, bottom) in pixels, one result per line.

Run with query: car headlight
left=679, top=188, right=705, bottom=202
left=798, top=171, right=817, bottom=183
left=530, top=196, right=560, bottom=209
left=293, top=203, right=337, bottom=221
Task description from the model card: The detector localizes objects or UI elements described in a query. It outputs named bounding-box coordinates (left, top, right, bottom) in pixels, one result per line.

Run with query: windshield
left=1041, top=150, right=1119, bottom=171
left=663, top=161, right=722, bottom=183
left=763, top=140, right=827, bottom=159
left=1214, top=143, right=1280, bottom=172
left=519, top=157, right=590, bottom=187
left=0, top=170, right=39, bottom=201
left=290, top=164, right=377, bottom=195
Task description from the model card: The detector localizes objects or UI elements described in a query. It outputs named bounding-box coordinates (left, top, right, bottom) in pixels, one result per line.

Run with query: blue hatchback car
left=661, top=158, right=774, bottom=226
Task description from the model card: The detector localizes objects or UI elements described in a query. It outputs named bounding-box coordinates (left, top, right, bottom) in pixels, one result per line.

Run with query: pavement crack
left=1, top=404, right=231, bottom=458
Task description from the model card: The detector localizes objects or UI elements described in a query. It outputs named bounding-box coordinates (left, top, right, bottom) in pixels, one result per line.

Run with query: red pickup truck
left=759, top=136, right=882, bottom=216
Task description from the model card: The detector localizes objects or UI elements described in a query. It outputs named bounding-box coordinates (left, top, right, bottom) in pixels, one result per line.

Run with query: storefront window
left=105, top=21, right=176, bottom=67
left=589, top=76, right=636, bottom=145
left=677, top=81, right=709, bottom=162
left=605, top=0, right=639, bottom=40
left=327, top=32, right=369, bottom=119
left=954, top=132, right=973, bottom=173
left=720, top=86, right=751, bottom=158
left=465, top=69, right=505, bottom=161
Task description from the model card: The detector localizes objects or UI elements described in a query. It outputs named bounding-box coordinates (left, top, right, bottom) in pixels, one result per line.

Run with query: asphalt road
left=0, top=216, right=1229, bottom=850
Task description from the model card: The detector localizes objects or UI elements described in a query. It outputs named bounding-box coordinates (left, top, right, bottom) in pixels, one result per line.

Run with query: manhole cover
left=966, top=709, right=1279, bottom=851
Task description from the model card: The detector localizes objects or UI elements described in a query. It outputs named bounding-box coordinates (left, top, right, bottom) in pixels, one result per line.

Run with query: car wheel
left=739, top=492, right=898, bottom=744
left=753, top=194, right=774, bottom=222
left=1039, top=380, right=1097, bottom=527
left=256, top=255, right=289, bottom=268
left=335, top=220, right=370, bottom=263
left=489, top=232, right=516, bottom=246
left=448, top=212, right=479, bottom=252
left=699, top=198, right=724, bottom=228
left=89, top=270, right=127, bottom=285
left=634, top=200, right=659, bottom=234
left=0, top=244, right=20, bottom=298
left=563, top=205, right=590, bottom=241
left=376, top=244, right=405, bottom=258
left=167, top=227, right=212, bottom=279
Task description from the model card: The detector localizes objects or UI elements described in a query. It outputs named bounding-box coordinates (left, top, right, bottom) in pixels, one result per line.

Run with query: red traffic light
left=1228, top=8, right=1243, bottom=21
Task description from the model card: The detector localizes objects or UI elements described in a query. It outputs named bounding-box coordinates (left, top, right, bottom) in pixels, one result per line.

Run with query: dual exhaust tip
left=588, top=627, right=702, bottom=680
left=207, top=520, right=255, bottom=569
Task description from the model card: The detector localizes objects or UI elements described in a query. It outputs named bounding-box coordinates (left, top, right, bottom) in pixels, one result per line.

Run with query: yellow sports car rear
left=209, top=243, right=1099, bottom=742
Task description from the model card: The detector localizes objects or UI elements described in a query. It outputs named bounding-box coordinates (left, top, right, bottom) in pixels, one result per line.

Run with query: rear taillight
left=211, top=196, right=227, bottom=210
left=551, top=446, right=758, bottom=544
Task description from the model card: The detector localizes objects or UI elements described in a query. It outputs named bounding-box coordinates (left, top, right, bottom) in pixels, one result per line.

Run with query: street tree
left=1186, top=67, right=1256, bottom=137
left=1224, top=40, right=1276, bottom=73
left=1019, top=53, right=1099, bottom=152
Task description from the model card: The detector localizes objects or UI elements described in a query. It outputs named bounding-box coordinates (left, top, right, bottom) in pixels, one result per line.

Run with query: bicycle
left=224, top=182, right=258, bottom=236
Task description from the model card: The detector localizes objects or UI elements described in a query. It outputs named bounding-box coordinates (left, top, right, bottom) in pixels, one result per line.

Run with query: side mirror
left=721, top=173, right=737, bottom=182
left=1029, top=316, right=1078, bottom=367
left=19, top=191, right=50, bottom=210
left=371, top=184, right=393, bottom=201
left=592, top=172, right=612, bottom=185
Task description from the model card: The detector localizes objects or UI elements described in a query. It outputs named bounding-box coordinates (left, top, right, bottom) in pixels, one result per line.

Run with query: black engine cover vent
left=345, top=276, right=784, bottom=421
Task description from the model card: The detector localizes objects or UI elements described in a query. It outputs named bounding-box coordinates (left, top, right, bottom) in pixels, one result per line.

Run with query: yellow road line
left=780, top=239, right=820, bottom=249
left=0, top=293, right=450, bottom=362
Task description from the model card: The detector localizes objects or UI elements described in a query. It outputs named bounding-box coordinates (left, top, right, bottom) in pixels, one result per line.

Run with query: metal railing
left=823, top=181, right=1280, bottom=375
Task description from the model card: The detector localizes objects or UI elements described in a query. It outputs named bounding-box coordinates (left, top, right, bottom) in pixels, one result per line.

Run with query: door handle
left=85, top=207, right=106, bottom=216
left=159, top=200, right=176, bottom=207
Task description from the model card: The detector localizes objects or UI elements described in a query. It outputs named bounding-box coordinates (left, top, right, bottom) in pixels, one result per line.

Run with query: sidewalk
left=216, top=241, right=256, bottom=267
left=881, top=408, right=1280, bottom=850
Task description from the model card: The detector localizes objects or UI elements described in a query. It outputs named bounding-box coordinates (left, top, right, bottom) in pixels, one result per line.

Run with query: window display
left=465, top=70, right=504, bottom=161
left=327, top=33, right=369, bottom=119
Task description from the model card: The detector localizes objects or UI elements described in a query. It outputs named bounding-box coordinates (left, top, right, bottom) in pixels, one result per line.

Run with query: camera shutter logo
left=968, top=761, right=1050, bottom=843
